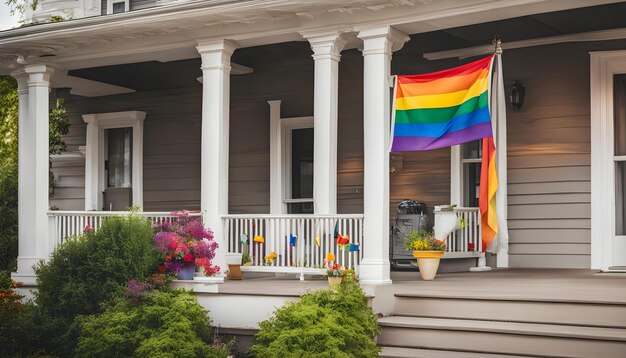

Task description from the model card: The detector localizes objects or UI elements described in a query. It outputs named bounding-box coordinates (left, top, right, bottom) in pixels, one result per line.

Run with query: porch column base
left=469, top=256, right=492, bottom=272
left=358, top=259, right=392, bottom=285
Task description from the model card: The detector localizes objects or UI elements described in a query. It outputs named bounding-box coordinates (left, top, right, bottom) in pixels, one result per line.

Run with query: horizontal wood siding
left=504, top=43, right=593, bottom=268
left=130, top=0, right=156, bottom=11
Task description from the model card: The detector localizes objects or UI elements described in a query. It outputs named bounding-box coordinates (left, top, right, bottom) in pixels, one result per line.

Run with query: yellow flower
left=326, top=252, right=335, bottom=262
left=265, top=251, right=277, bottom=263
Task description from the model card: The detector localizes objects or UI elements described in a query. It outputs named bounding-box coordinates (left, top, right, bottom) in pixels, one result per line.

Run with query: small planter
left=176, top=265, right=196, bottom=280
left=225, top=253, right=243, bottom=280
left=328, top=276, right=343, bottom=288
left=413, top=251, right=444, bottom=281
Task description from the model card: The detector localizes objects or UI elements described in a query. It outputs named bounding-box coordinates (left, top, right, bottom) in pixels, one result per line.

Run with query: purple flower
left=194, top=238, right=218, bottom=260
left=153, top=232, right=179, bottom=252
left=124, top=279, right=150, bottom=301
left=182, top=219, right=214, bottom=240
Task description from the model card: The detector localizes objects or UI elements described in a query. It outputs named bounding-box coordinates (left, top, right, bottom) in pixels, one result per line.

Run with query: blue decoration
left=240, top=233, right=248, bottom=244
left=349, top=243, right=360, bottom=252
left=289, top=234, right=297, bottom=247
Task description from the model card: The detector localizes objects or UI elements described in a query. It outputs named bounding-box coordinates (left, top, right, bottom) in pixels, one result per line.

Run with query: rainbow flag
left=391, top=55, right=495, bottom=151
left=479, top=137, right=498, bottom=250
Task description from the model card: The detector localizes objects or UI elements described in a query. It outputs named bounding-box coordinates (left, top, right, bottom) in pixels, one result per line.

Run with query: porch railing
left=440, top=207, right=483, bottom=255
left=47, top=210, right=202, bottom=246
left=222, top=214, right=364, bottom=274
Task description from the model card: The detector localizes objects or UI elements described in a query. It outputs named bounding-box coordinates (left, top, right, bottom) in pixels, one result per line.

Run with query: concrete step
left=394, top=294, right=626, bottom=328
left=380, top=346, right=533, bottom=358
left=377, top=316, right=626, bottom=358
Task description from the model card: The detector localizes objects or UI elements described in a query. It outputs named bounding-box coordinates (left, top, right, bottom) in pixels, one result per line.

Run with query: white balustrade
left=47, top=210, right=202, bottom=246
left=440, top=207, right=482, bottom=254
left=222, top=214, right=364, bottom=276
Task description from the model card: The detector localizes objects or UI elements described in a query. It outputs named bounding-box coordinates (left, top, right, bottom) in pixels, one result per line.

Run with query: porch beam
left=357, top=26, right=408, bottom=285
left=13, top=64, right=54, bottom=284
left=197, top=39, right=237, bottom=281
left=301, top=31, right=349, bottom=215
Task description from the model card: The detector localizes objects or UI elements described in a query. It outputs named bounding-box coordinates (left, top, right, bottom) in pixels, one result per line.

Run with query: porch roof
left=0, top=0, right=622, bottom=75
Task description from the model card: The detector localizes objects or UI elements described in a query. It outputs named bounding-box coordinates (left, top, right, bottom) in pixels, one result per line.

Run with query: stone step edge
left=394, top=293, right=626, bottom=306
left=379, top=345, right=539, bottom=358
left=377, top=316, right=626, bottom=342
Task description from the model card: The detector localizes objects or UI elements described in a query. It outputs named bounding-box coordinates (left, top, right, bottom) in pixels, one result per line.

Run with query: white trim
left=82, top=111, right=146, bottom=211
left=425, top=27, right=626, bottom=60
left=107, top=0, right=129, bottom=14
left=268, top=100, right=314, bottom=214
left=450, top=145, right=462, bottom=206
left=590, top=50, right=626, bottom=270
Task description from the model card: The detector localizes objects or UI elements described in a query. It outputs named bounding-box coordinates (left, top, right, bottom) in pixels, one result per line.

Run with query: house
left=3, top=0, right=626, bottom=282
left=2, top=1, right=626, bottom=354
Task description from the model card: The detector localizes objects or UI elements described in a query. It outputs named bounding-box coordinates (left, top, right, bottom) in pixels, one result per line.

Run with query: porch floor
left=217, top=269, right=626, bottom=304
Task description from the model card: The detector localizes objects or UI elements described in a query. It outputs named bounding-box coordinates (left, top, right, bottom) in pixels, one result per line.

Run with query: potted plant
left=325, top=252, right=344, bottom=287
left=404, top=230, right=447, bottom=281
left=225, top=252, right=243, bottom=280
left=153, top=211, right=220, bottom=280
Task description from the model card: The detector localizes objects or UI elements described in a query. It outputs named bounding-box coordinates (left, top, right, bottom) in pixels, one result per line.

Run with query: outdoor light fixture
left=510, top=81, right=526, bottom=110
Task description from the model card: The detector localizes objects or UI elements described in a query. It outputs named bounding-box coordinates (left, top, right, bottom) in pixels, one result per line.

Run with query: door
left=103, top=127, right=133, bottom=211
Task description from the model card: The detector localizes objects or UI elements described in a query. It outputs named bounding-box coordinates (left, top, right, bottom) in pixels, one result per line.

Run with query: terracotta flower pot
left=413, top=251, right=444, bottom=281
left=328, top=276, right=343, bottom=288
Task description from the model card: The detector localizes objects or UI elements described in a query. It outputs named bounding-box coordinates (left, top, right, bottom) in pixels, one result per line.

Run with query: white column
left=357, top=26, right=408, bottom=284
left=302, top=31, right=347, bottom=215
left=197, top=39, right=237, bottom=280
left=13, top=65, right=53, bottom=283
left=83, top=115, right=100, bottom=210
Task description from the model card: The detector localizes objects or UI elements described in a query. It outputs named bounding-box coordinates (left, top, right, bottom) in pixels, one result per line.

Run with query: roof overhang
left=0, top=0, right=623, bottom=74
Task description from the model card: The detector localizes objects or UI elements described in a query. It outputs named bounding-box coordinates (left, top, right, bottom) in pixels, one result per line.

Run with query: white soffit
left=424, top=27, right=626, bottom=60
left=52, top=69, right=135, bottom=97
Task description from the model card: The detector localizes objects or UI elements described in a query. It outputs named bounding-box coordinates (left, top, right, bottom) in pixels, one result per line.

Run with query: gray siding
left=503, top=43, right=593, bottom=268
left=52, top=39, right=626, bottom=269
left=130, top=0, right=157, bottom=11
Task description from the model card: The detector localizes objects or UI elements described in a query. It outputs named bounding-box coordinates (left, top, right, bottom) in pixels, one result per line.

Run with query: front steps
left=378, top=293, right=626, bottom=357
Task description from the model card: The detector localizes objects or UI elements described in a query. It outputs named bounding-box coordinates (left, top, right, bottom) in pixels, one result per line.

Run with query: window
left=288, top=128, right=314, bottom=214
left=107, top=0, right=128, bottom=14
left=451, top=139, right=483, bottom=208
left=613, top=75, right=626, bottom=235
left=462, top=140, right=482, bottom=207
left=112, top=1, right=126, bottom=13
left=106, top=127, right=132, bottom=188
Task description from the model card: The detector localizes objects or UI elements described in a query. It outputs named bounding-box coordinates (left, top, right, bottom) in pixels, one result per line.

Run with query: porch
left=182, top=269, right=626, bottom=357
left=46, top=207, right=485, bottom=281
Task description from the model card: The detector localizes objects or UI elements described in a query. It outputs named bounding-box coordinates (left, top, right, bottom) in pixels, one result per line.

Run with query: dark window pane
left=463, top=162, right=481, bottom=207
left=112, top=2, right=125, bottom=13
left=462, top=139, right=482, bottom=159
left=291, top=128, right=314, bottom=199
left=107, top=127, right=132, bottom=188
left=288, top=202, right=314, bottom=214
left=617, top=161, right=626, bottom=236
left=614, top=75, right=626, bottom=156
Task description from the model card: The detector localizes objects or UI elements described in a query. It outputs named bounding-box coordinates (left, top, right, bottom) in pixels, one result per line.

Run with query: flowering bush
left=153, top=211, right=220, bottom=276
left=403, top=230, right=446, bottom=251
left=0, top=271, right=22, bottom=310
left=324, top=252, right=345, bottom=277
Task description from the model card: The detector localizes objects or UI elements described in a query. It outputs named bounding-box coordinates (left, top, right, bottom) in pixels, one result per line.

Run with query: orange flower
left=326, top=252, right=335, bottom=262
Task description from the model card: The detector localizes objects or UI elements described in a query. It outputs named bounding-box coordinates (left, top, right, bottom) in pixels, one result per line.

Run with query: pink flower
left=83, top=225, right=93, bottom=233
left=183, top=253, right=194, bottom=262
left=167, top=240, right=178, bottom=250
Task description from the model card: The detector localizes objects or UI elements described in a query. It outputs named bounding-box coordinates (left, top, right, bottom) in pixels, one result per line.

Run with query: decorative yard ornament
left=253, top=235, right=265, bottom=243
left=348, top=243, right=360, bottom=252
left=240, top=233, right=248, bottom=244
left=289, top=234, right=297, bottom=247
left=390, top=39, right=507, bottom=251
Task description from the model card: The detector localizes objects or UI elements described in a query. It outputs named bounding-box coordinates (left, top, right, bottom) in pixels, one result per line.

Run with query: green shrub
left=33, top=213, right=161, bottom=355
left=75, top=290, right=229, bottom=358
left=249, top=277, right=380, bottom=358
left=0, top=157, right=18, bottom=272
left=36, top=214, right=160, bottom=321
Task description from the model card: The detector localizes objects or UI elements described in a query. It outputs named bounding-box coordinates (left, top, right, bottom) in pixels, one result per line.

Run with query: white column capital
left=301, top=31, right=349, bottom=62
left=357, top=26, right=409, bottom=56
left=197, top=39, right=238, bottom=71
left=24, top=64, right=54, bottom=86
left=11, top=69, right=29, bottom=94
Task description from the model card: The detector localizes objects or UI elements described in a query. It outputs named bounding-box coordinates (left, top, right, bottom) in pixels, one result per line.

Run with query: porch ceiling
left=0, top=0, right=622, bottom=75
left=62, top=3, right=626, bottom=93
